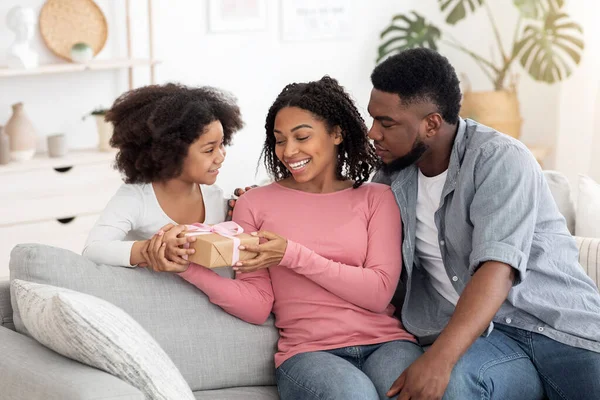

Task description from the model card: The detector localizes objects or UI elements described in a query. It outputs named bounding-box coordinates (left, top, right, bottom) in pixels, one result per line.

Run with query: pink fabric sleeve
left=178, top=196, right=274, bottom=325
left=279, top=189, right=402, bottom=313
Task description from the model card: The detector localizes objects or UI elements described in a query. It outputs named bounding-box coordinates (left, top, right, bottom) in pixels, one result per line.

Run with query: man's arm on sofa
left=0, top=327, right=144, bottom=400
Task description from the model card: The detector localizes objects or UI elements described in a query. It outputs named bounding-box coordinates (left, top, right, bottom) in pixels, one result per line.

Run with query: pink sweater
left=179, top=182, right=415, bottom=367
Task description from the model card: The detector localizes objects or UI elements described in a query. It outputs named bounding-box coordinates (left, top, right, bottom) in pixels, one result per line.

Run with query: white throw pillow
left=543, top=170, right=576, bottom=234
left=11, top=279, right=195, bottom=400
left=575, top=175, right=600, bottom=238
left=575, top=236, right=600, bottom=289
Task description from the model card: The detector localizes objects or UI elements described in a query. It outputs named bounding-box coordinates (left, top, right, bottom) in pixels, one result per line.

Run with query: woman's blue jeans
left=276, top=340, right=423, bottom=400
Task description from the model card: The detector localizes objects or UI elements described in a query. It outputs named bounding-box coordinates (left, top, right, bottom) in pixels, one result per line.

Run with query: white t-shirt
left=415, top=169, right=460, bottom=305
left=83, top=183, right=227, bottom=267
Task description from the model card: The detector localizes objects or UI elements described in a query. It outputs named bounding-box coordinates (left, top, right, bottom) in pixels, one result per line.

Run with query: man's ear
left=425, top=113, right=443, bottom=137
left=333, top=126, right=343, bottom=145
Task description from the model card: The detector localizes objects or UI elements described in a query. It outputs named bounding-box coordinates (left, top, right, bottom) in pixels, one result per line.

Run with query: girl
left=153, top=77, right=422, bottom=400
left=83, top=83, right=243, bottom=268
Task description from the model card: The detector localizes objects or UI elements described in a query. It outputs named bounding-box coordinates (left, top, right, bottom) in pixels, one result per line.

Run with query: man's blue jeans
left=276, top=340, right=423, bottom=400
left=444, top=324, right=600, bottom=400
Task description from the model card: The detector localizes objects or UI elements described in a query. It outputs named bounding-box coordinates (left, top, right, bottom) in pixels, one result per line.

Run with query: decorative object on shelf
left=0, top=126, right=10, bottom=165
left=281, top=0, right=354, bottom=42
left=4, top=103, right=38, bottom=162
left=377, top=0, right=584, bottom=139
left=208, top=0, right=267, bottom=32
left=70, top=42, right=94, bottom=63
left=85, top=108, right=112, bottom=152
left=39, top=0, right=108, bottom=61
left=47, top=134, right=67, bottom=158
left=6, top=6, right=39, bottom=69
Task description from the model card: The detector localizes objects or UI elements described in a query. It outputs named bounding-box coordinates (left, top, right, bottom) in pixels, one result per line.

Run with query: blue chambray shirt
left=374, top=118, right=600, bottom=351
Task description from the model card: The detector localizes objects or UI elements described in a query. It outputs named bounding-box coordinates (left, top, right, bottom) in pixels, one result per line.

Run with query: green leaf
left=515, top=11, right=584, bottom=83
left=513, top=0, right=565, bottom=20
left=377, top=12, right=442, bottom=63
left=438, top=0, right=484, bottom=25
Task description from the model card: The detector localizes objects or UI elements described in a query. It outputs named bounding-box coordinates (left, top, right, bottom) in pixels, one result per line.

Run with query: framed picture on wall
left=280, top=0, right=354, bottom=42
left=208, top=0, right=268, bottom=32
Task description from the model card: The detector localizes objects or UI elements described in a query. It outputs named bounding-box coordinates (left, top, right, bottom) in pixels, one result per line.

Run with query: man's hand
left=387, top=351, right=453, bottom=400
left=233, top=231, right=287, bottom=273
left=227, top=186, right=258, bottom=221
left=388, top=261, right=515, bottom=399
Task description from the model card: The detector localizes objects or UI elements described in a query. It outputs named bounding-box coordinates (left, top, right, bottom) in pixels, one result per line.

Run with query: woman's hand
left=157, top=223, right=196, bottom=265
left=233, top=231, right=287, bottom=273
left=145, top=231, right=190, bottom=273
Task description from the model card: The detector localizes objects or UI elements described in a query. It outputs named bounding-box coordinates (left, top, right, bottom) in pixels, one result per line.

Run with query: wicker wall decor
left=39, top=0, right=108, bottom=61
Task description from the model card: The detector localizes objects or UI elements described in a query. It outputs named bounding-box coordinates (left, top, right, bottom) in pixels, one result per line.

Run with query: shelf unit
left=0, top=0, right=157, bottom=90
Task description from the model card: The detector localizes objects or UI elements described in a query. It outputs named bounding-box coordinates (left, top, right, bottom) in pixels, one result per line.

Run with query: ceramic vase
left=95, top=115, right=113, bottom=152
left=4, top=102, right=37, bottom=161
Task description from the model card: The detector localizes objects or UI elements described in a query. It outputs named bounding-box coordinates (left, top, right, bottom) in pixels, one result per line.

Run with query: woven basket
left=39, top=0, right=108, bottom=61
left=460, top=89, right=523, bottom=139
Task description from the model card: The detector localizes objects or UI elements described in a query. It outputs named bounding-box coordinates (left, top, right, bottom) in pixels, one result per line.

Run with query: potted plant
left=84, top=107, right=112, bottom=152
left=377, top=0, right=584, bottom=139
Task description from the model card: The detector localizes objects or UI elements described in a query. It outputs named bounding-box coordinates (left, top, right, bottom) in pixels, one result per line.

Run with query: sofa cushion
left=9, top=244, right=278, bottom=391
left=543, top=170, right=576, bottom=234
left=576, top=175, right=600, bottom=238
left=194, top=386, right=279, bottom=400
left=12, top=279, right=195, bottom=400
left=0, top=279, right=14, bottom=331
left=575, top=236, right=600, bottom=288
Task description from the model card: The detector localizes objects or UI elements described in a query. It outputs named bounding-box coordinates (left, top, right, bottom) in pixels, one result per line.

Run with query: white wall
left=0, top=0, right=590, bottom=195
left=555, top=1, right=600, bottom=189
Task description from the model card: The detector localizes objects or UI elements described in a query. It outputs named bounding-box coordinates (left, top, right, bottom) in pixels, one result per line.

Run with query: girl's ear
left=333, top=126, right=343, bottom=145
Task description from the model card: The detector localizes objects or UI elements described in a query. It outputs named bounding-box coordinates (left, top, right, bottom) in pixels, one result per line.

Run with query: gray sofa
left=0, top=244, right=279, bottom=400
left=0, top=171, right=597, bottom=400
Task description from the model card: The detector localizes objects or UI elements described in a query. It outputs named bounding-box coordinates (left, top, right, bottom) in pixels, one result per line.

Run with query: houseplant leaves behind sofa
left=377, top=0, right=584, bottom=139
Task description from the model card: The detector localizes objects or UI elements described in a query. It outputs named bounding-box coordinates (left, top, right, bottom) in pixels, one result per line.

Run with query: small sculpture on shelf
left=6, top=6, right=39, bottom=69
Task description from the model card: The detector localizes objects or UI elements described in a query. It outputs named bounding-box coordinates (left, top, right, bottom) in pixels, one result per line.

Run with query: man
left=369, top=48, right=600, bottom=400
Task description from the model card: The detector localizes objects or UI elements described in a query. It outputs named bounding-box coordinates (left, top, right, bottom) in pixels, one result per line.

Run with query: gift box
left=182, top=222, right=259, bottom=268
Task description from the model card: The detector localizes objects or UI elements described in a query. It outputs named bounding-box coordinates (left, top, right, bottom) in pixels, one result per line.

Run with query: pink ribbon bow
left=184, top=221, right=244, bottom=265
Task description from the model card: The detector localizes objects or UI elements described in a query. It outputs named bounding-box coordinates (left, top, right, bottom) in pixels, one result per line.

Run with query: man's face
left=367, top=88, right=431, bottom=173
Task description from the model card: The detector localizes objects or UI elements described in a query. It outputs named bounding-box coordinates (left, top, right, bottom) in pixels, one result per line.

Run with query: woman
left=152, top=76, right=423, bottom=400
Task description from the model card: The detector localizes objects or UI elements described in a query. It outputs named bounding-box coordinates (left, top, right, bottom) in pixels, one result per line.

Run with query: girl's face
left=180, top=120, right=226, bottom=185
left=273, top=107, right=342, bottom=186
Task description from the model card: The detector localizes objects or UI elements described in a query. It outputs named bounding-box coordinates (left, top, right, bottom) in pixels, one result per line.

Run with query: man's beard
left=380, top=137, right=428, bottom=175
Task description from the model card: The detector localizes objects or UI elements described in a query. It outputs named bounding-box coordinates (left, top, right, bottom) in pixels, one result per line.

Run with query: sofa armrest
left=0, top=327, right=144, bottom=400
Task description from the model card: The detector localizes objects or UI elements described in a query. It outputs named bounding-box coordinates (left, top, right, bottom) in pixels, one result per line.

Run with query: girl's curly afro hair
left=106, top=83, right=243, bottom=184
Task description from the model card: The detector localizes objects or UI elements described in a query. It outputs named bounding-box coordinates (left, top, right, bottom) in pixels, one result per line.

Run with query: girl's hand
left=157, top=223, right=196, bottom=266
left=233, top=231, right=287, bottom=273
left=145, top=231, right=189, bottom=273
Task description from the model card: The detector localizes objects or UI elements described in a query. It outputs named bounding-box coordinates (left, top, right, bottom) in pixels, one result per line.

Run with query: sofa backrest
left=9, top=244, right=278, bottom=392
left=0, top=280, right=14, bottom=331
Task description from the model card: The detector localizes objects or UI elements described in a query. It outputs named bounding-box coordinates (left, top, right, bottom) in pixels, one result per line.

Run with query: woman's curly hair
left=262, top=76, right=378, bottom=188
left=106, top=83, right=244, bottom=184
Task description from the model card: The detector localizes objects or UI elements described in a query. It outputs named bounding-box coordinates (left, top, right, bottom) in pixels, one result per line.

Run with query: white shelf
left=0, top=149, right=117, bottom=174
left=0, top=59, right=160, bottom=78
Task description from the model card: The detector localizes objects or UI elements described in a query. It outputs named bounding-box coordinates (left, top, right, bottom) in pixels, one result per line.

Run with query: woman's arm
left=237, top=189, right=402, bottom=313
left=178, top=195, right=274, bottom=325
left=82, top=184, right=148, bottom=267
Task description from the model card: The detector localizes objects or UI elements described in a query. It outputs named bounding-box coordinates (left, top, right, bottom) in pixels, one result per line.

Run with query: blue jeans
left=444, top=324, right=600, bottom=400
left=276, top=340, right=423, bottom=400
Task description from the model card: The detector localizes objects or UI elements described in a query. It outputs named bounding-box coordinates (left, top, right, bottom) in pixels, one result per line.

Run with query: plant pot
left=94, top=115, right=113, bottom=152
left=460, top=89, right=523, bottom=139
left=4, top=102, right=37, bottom=161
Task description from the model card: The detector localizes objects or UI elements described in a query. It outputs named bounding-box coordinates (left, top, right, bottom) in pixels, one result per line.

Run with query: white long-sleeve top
left=83, top=183, right=227, bottom=267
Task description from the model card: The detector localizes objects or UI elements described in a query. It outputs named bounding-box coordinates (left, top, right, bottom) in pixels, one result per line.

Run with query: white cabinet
left=0, top=150, right=123, bottom=279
